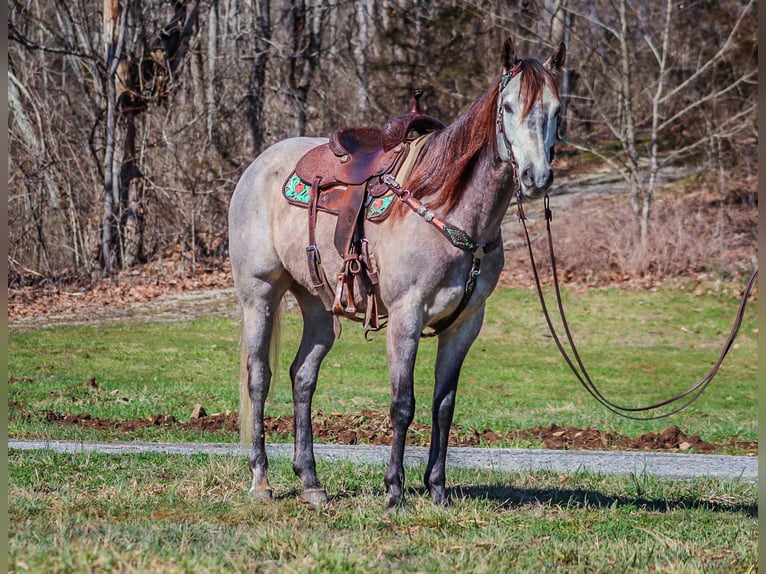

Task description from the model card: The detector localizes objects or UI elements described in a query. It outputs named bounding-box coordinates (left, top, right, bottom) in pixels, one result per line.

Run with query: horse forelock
left=516, top=59, right=560, bottom=120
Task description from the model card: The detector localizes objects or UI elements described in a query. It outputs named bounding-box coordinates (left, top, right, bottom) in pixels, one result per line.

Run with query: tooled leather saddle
left=282, top=90, right=443, bottom=336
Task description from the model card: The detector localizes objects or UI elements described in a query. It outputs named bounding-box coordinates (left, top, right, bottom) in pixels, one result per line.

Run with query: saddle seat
left=296, top=89, right=444, bottom=188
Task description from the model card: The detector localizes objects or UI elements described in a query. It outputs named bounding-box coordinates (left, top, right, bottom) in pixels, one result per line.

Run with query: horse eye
left=503, top=102, right=514, bottom=115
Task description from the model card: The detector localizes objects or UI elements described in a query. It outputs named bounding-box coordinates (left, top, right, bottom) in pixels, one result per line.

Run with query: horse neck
left=441, top=142, right=516, bottom=245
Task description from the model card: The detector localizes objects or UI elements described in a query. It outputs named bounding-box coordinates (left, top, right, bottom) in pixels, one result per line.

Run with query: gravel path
left=9, top=439, right=757, bottom=483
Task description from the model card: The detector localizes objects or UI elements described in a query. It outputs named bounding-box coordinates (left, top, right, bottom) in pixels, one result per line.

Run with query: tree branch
left=658, top=0, right=755, bottom=105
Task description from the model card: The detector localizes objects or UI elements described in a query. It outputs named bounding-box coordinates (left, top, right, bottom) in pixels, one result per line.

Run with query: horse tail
left=238, top=308, right=282, bottom=453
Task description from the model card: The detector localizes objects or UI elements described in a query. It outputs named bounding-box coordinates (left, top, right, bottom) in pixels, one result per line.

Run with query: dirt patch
left=31, top=408, right=757, bottom=456
left=8, top=258, right=236, bottom=327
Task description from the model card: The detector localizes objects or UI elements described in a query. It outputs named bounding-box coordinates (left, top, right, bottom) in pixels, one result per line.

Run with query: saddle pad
left=283, top=172, right=398, bottom=221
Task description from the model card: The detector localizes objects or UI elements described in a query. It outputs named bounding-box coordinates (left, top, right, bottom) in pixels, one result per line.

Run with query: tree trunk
left=281, top=0, right=326, bottom=136
left=352, top=0, right=373, bottom=116
left=246, top=0, right=271, bottom=155
left=101, top=0, right=125, bottom=275
left=616, top=0, right=645, bottom=246
left=206, top=0, right=219, bottom=144
left=120, top=110, right=145, bottom=267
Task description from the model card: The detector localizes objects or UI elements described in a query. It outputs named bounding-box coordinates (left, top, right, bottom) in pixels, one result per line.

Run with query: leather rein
left=516, top=191, right=758, bottom=420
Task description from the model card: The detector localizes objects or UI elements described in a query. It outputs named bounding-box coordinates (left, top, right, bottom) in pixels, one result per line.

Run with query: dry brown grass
left=503, top=184, right=757, bottom=290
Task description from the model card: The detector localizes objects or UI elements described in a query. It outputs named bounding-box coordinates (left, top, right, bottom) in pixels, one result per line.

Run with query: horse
left=228, top=38, right=565, bottom=509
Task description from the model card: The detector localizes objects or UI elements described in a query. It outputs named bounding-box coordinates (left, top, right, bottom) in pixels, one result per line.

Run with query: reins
left=516, top=191, right=758, bottom=420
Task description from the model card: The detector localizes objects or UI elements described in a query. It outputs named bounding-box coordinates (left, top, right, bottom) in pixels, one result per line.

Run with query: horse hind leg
left=289, top=284, right=335, bottom=505
left=240, top=283, right=287, bottom=500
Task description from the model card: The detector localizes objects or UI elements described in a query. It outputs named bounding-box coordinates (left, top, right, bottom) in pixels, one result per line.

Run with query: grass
left=8, top=284, right=758, bottom=571
left=8, top=285, right=758, bottom=447
left=8, top=449, right=757, bottom=573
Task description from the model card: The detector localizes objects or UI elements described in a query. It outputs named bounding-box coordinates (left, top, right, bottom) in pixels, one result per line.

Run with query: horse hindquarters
left=230, top=137, right=334, bottom=503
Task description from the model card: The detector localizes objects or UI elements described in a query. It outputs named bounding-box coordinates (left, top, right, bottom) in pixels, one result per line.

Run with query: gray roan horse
left=229, top=38, right=565, bottom=509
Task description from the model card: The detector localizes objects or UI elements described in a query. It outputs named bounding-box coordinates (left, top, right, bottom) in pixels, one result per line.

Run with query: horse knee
left=390, top=395, right=415, bottom=427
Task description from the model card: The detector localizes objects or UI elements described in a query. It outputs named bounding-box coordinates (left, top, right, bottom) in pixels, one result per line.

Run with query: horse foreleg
left=425, top=308, right=485, bottom=505
left=290, top=287, right=335, bottom=505
left=384, top=310, right=421, bottom=510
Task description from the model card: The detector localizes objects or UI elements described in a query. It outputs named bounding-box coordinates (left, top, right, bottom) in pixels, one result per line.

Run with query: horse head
left=496, top=38, right=566, bottom=198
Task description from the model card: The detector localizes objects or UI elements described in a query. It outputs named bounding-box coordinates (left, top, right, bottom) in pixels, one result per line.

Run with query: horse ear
left=501, top=37, right=516, bottom=72
left=545, top=42, right=566, bottom=75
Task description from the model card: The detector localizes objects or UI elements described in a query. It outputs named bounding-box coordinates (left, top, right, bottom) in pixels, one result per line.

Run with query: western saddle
left=287, top=90, right=444, bottom=336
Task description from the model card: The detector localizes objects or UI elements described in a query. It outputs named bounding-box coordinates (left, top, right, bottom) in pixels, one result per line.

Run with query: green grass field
left=8, top=285, right=758, bottom=572
left=9, top=286, right=758, bottom=445
left=8, top=450, right=756, bottom=572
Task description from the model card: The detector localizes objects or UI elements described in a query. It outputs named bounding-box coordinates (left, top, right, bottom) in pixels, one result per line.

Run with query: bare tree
left=245, top=0, right=271, bottom=155
left=278, top=0, right=327, bottom=136
left=8, top=0, right=756, bottom=283
left=565, top=0, right=756, bottom=246
left=206, top=0, right=219, bottom=144
left=101, top=0, right=201, bottom=273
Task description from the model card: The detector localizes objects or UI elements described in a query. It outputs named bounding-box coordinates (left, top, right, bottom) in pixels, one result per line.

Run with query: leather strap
left=381, top=174, right=501, bottom=337
left=333, top=184, right=367, bottom=255
left=517, top=192, right=758, bottom=420
left=306, top=177, right=342, bottom=336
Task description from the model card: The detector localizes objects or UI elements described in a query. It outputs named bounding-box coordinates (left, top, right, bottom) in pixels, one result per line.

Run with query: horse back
left=229, top=137, right=327, bottom=284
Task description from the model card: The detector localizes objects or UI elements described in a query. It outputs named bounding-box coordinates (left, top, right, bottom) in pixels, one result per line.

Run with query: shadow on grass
left=276, top=481, right=756, bottom=519
left=448, top=483, right=758, bottom=518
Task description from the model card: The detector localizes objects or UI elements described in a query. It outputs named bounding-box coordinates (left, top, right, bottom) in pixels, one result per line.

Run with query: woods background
left=8, top=0, right=757, bottom=285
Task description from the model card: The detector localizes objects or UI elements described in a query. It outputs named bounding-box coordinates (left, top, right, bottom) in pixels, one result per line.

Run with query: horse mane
left=402, top=58, right=558, bottom=216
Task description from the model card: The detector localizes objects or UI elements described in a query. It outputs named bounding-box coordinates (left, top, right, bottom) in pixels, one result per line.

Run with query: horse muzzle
left=519, top=164, right=553, bottom=198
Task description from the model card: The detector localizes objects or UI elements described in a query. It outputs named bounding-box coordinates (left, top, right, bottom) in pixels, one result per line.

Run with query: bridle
left=516, top=191, right=758, bottom=420
left=500, top=65, right=758, bottom=419
left=495, top=63, right=523, bottom=165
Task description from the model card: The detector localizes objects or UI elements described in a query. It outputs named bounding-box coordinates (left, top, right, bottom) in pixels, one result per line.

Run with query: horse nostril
left=520, top=167, right=533, bottom=187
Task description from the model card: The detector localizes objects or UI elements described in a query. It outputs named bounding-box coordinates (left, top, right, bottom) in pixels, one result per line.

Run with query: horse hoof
left=249, top=487, right=273, bottom=500
left=299, top=488, right=328, bottom=506
left=385, top=498, right=408, bottom=513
